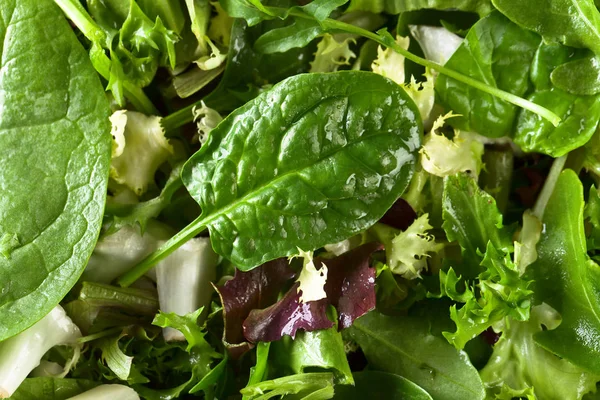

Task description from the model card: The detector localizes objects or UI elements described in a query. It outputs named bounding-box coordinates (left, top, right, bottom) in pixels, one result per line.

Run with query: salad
left=1, top=0, right=600, bottom=399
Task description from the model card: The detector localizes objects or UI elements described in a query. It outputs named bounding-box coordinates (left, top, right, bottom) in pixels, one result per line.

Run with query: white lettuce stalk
left=0, top=306, right=81, bottom=398
left=67, top=384, right=139, bottom=400
left=156, top=237, right=219, bottom=341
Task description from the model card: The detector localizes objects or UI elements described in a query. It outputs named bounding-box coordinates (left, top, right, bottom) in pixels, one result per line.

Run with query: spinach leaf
left=0, top=0, right=111, bottom=340
left=514, top=43, right=600, bottom=157
left=435, top=11, right=540, bottom=137
left=551, top=54, right=600, bottom=96
left=332, top=371, right=433, bottom=400
left=7, top=378, right=99, bottom=400
left=119, top=71, right=421, bottom=283
left=527, top=170, right=600, bottom=374
left=492, top=0, right=600, bottom=55
left=348, top=311, right=485, bottom=400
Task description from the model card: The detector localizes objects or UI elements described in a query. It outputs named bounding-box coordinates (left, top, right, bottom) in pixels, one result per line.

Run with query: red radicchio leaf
left=214, top=258, right=295, bottom=357
left=320, top=241, right=383, bottom=329
left=242, top=283, right=333, bottom=343
left=379, top=198, right=417, bottom=230
left=242, top=242, right=383, bottom=343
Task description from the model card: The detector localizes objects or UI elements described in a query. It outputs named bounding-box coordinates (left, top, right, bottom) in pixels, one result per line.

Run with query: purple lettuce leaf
left=214, top=258, right=295, bottom=357
left=242, top=283, right=333, bottom=343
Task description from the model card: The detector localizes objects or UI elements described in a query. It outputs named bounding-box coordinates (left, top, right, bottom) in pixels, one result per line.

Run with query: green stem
left=78, top=327, right=123, bottom=344
left=309, top=14, right=561, bottom=127
left=53, top=0, right=106, bottom=43
left=162, top=98, right=206, bottom=131
left=117, top=215, right=207, bottom=287
left=532, top=155, right=567, bottom=220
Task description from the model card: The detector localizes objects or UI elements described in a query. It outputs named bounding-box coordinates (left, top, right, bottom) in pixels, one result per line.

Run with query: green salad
left=2, top=0, right=600, bottom=399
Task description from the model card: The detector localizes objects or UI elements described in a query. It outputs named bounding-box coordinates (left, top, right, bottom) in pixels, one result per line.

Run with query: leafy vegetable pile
left=4, top=0, right=600, bottom=399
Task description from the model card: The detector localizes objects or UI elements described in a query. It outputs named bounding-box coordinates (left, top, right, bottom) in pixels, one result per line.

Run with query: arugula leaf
left=7, top=378, right=99, bottom=400
left=480, top=305, right=600, bottom=400
left=120, top=71, right=421, bottom=284
left=492, top=0, right=600, bottom=55
left=435, top=11, right=540, bottom=137
left=442, top=174, right=513, bottom=278
left=348, top=311, right=485, bottom=400
left=332, top=371, right=432, bottom=400
left=0, top=0, right=111, bottom=340
left=527, top=170, right=600, bottom=374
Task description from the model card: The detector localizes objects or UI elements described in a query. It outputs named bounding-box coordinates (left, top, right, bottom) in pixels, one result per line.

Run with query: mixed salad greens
left=4, top=0, right=600, bottom=398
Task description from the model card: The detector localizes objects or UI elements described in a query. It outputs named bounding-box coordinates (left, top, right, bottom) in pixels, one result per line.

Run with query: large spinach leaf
left=0, top=0, right=111, bottom=339
left=119, top=71, right=421, bottom=283
left=492, top=0, right=600, bottom=55
left=527, top=170, right=600, bottom=373
left=435, top=12, right=540, bottom=137
left=183, top=71, right=420, bottom=270
left=332, top=371, right=433, bottom=400
left=348, top=311, right=485, bottom=400
left=347, top=0, right=493, bottom=16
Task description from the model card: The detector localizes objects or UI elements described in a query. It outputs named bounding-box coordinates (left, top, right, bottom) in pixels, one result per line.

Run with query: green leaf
left=348, top=311, right=485, bottom=400
left=97, top=334, right=135, bottom=381
left=347, top=0, right=493, bottom=16
left=152, top=308, right=218, bottom=355
left=435, top=11, right=540, bottom=137
left=551, top=55, right=600, bottom=96
left=7, top=378, right=99, bottom=400
left=184, top=71, right=420, bottom=270
left=527, top=170, right=600, bottom=373
left=332, top=371, right=432, bottom=400
left=492, top=0, right=600, bottom=55
left=274, top=328, right=354, bottom=385
left=480, top=306, right=600, bottom=400
left=254, top=18, right=323, bottom=54
left=302, top=0, right=348, bottom=20
left=0, top=0, right=111, bottom=340
left=442, top=174, right=513, bottom=278
left=241, top=372, right=334, bottom=400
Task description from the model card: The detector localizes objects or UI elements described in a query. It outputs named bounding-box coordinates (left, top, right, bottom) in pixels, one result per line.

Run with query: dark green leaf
left=302, top=0, right=349, bottom=21
left=348, top=311, right=485, bottom=400
left=442, top=174, right=513, bottom=278
left=435, top=11, right=540, bottom=137
left=551, top=55, right=600, bottom=96
left=183, top=71, right=421, bottom=270
left=347, top=0, right=493, bottom=16
left=254, top=18, right=324, bottom=54
left=7, top=378, right=99, bottom=400
left=527, top=170, right=600, bottom=373
left=492, top=0, right=600, bottom=55
left=0, top=0, right=111, bottom=340
left=332, top=371, right=432, bottom=400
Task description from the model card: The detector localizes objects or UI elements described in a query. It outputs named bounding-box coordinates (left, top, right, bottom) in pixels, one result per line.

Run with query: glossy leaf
left=551, top=55, right=600, bottom=96
left=332, top=371, right=432, bottom=400
left=347, top=0, right=493, bottom=16
left=215, top=258, right=295, bottom=355
left=435, top=11, right=540, bottom=137
left=0, top=0, right=111, bottom=340
left=348, top=311, right=485, bottom=400
left=254, top=18, right=323, bottom=54
left=7, top=378, right=99, bottom=400
left=492, top=0, right=600, bottom=55
left=527, top=170, right=600, bottom=373
left=442, top=174, right=513, bottom=278
left=183, top=71, right=421, bottom=270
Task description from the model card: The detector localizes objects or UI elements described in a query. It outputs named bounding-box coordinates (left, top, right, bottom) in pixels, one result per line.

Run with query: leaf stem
left=532, top=155, right=567, bottom=220
left=116, top=215, right=207, bottom=287
left=53, top=0, right=106, bottom=44
left=301, top=13, right=562, bottom=127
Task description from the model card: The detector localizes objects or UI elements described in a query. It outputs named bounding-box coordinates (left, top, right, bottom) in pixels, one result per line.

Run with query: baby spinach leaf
left=348, top=311, right=485, bottom=400
left=492, top=0, right=600, bottom=56
left=514, top=43, right=600, bottom=157
left=347, top=0, right=493, bottom=16
left=527, top=170, right=600, bottom=374
left=0, top=0, right=111, bottom=340
left=551, top=55, right=600, bottom=96
left=435, top=12, right=540, bottom=137
left=184, top=71, right=420, bottom=270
